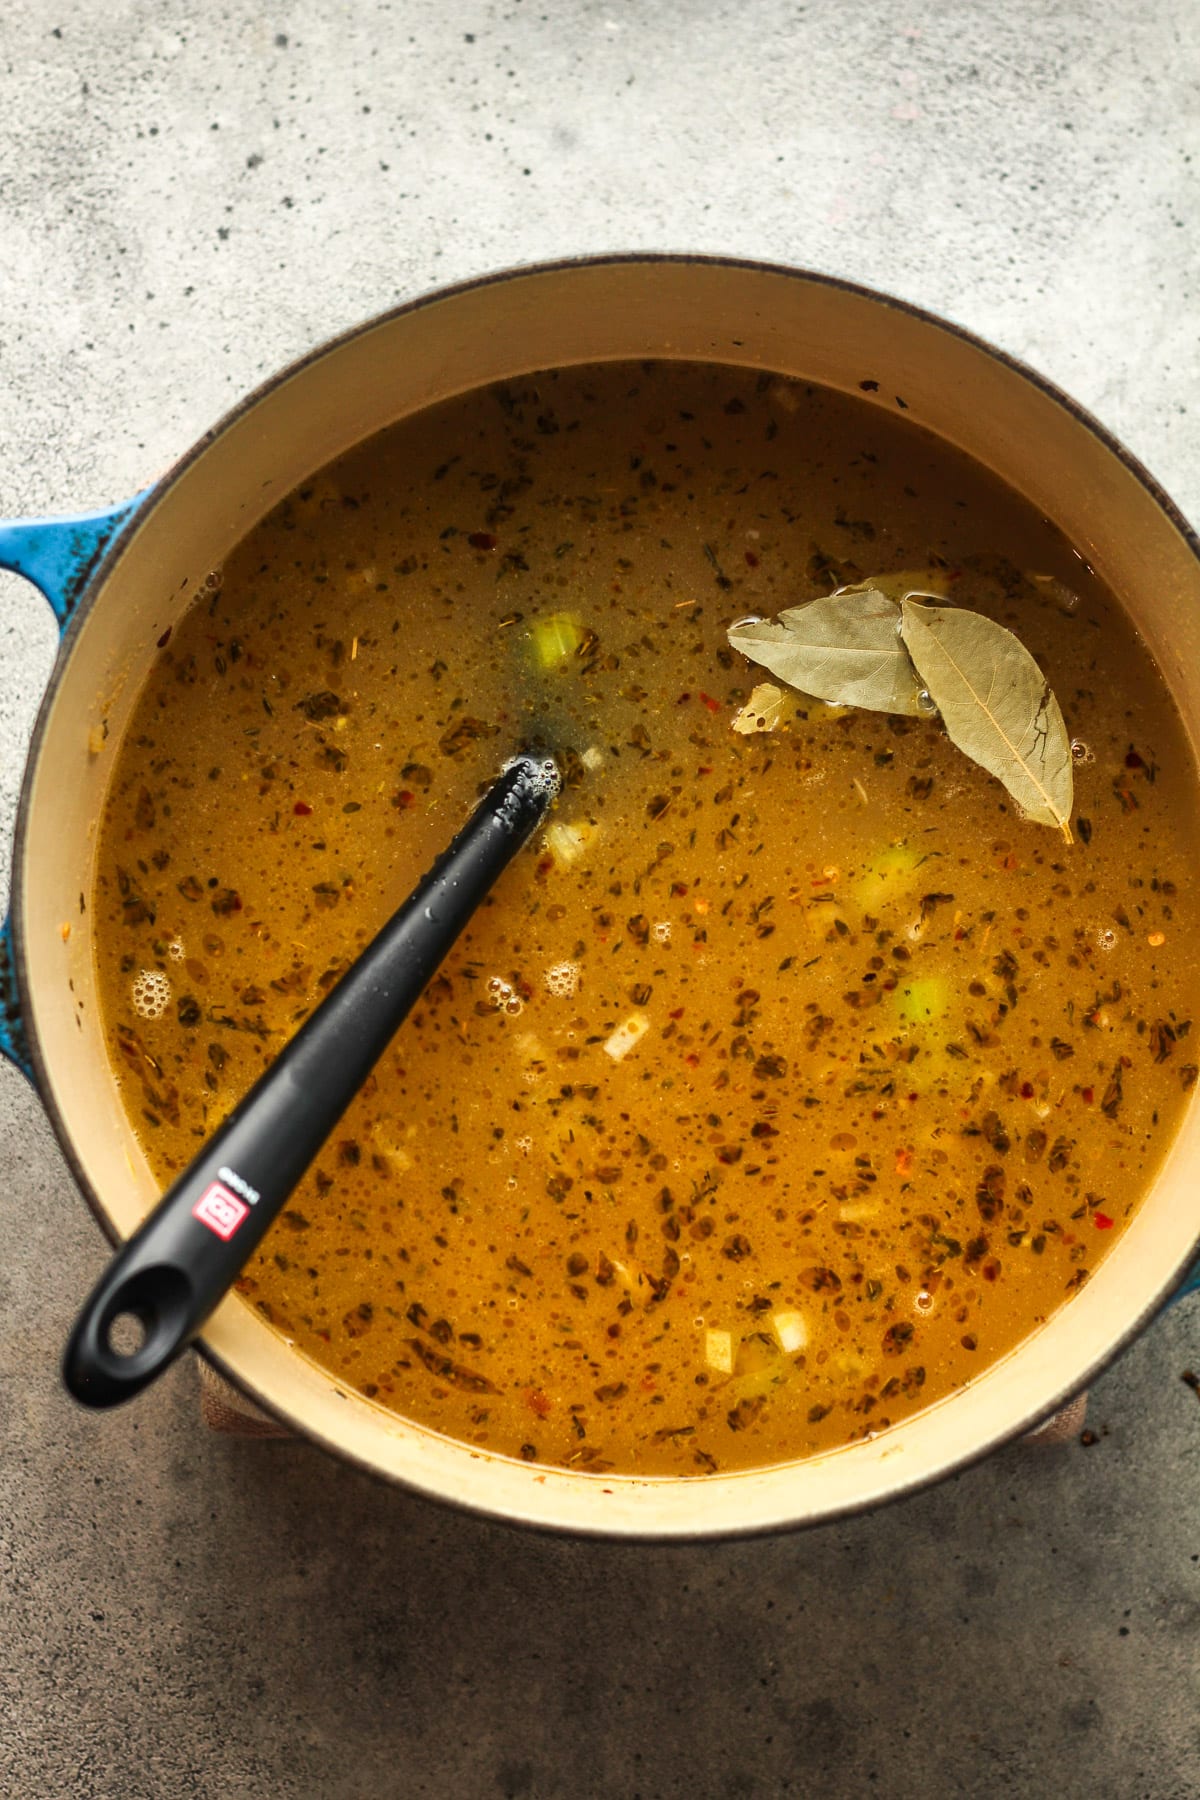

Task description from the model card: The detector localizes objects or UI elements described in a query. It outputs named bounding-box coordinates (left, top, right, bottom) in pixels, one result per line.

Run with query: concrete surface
left=2, top=1, right=1199, bottom=1794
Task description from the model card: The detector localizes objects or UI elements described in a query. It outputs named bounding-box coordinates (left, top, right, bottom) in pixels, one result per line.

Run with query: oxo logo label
left=192, top=1181, right=250, bottom=1241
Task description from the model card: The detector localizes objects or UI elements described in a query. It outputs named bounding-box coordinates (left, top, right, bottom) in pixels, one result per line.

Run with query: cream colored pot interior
left=19, top=260, right=1200, bottom=1535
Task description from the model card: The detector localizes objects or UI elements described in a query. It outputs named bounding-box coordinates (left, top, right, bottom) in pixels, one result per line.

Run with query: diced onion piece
left=610, top=1258, right=653, bottom=1306
left=705, top=1328, right=735, bottom=1374
left=603, top=1013, right=650, bottom=1062
left=894, top=975, right=949, bottom=1027
left=736, top=1362, right=792, bottom=1400
left=854, top=842, right=924, bottom=914
left=371, top=1125, right=413, bottom=1173
left=802, top=903, right=849, bottom=940
left=531, top=612, right=584, bottom=671
left=772, top=1310, right=808, bottom=1353
left=581, top=745, right=605, bottom=772
left=545, top=819, right=598, bottom=868
left=838, top=1201, right=880, bottom=1223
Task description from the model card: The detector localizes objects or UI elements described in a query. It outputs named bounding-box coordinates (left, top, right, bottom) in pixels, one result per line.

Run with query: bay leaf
left=899, top=599, right=1073, bottom=840
left=732, top=682, right=788, bottom=734
left=862, top=568, right=954, bottom=605
left=727, top=587, right=925, bottom=716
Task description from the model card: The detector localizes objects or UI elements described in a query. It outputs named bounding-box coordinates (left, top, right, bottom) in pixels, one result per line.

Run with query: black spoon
left=63, top=752, right=559, bottom=1408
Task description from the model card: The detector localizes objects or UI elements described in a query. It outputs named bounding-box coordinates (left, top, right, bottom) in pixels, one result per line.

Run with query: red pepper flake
left=525, top=1388, right=552, bottom=1417
left=293, top=801, right=313, bottom=816
left=1081, top=1086, right=1094, bottom=1104
left=156, top=625, right=172, bottom=649
left=697, top=765, right=713, bottom=776
left=895, top=1148, right=912, bottom=1174
left=684, top=1053, right=701, bottom=1068
left=392, top=790, right=416, bottom=811
left=744, top=549, right=760, bottom=568
left=1093, top=1212, right=1114, bottom=1229
left=699, top=692, right=722, bottom=714
left=954, top=927, right=966, bottom=941
left=468, top=531, right=497, bottom=550
left=1020, top=1082, right=1035, bottom=1099
left=669, top=1007, right=685, bottom=1019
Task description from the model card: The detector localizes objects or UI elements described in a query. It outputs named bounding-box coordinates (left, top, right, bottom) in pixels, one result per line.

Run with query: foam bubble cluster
left=543, top=960, right=580, bottom=998
left=651, top=921, right=672, bottom=945
left=501, top=754, right=562, bottom=809
left=487, top=974, right=524, bottom=1016
left=131, top=969, right=171, bottom=1019
left=166, top=938, right=185, bottom=962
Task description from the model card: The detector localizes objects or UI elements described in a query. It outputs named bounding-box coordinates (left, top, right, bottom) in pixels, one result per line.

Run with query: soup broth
left=92, top=362, right=1200, bottom=1476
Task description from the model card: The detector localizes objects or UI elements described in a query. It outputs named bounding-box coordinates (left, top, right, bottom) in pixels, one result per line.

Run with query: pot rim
left=14, top=251, right=1200, bottom=1537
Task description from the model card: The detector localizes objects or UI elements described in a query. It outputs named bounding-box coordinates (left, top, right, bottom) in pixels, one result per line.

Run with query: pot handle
left=0, top=495, right=148, bottom=628
left=0, top=495, right=149, bottom=1083
left=0, top=919, right=32, bottom=1082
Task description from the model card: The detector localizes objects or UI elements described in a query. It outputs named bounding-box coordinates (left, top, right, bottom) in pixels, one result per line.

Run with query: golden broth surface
left=92, top=363, right=1200, bottom=1476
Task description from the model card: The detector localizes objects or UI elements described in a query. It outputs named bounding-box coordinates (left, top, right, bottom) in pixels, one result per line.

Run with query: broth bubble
left=1070, top=739, right=1095, bottom=765
left=131, top=969, right=171, bottom=1019
left=544, top=960, right=580, bottom=998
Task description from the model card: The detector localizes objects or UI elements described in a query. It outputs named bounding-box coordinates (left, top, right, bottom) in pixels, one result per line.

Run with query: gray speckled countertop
left=2, top=3, right=1198, bottom=1795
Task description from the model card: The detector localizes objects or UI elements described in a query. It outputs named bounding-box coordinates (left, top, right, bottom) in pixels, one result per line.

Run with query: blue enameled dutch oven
left=2, top=258, right=1197, bottom=1537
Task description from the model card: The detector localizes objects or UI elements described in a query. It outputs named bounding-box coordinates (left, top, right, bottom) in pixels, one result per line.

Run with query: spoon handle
left=63, top=755, right=557, bottom=1408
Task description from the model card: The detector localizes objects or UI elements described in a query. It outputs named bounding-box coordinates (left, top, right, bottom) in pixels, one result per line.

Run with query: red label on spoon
left=192, top=1182, right=250, bottom=1241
